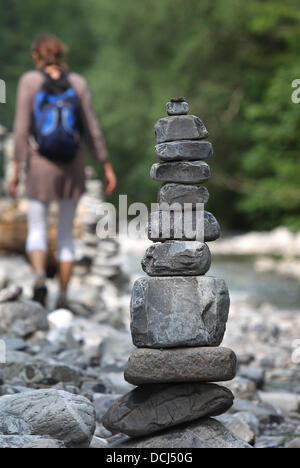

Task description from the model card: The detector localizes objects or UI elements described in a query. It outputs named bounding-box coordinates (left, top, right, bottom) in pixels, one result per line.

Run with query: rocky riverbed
left=0, top=231, right=299, bottom=448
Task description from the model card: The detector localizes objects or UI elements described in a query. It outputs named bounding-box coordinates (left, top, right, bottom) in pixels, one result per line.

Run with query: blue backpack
left=33, top=71, right=80, bottom=163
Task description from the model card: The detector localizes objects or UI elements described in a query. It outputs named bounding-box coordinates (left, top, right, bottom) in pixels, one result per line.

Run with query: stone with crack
left=155, top=115, right=208, bottom=143
left=155, top=140, right=212, bottom=161
left=103, top=383, right=234, bottom=437
left=130, top=276, right=230, bottom=348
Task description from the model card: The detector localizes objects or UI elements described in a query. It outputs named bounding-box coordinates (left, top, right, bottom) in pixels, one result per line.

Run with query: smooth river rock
left=166, top=98, right=189, bottom=115
left=158, top=183, right=209, bottom=207
left=103, top=383, right=234, bottom=437
left=147, top=210, right=221, bottom=242
left=141, top=241, right=211, bottom=276
left=151, top=160, right=210, bottom=184
left=155, top=140, right=213, bottom=161
left=124, top=347, right=237, bottom=385
left=110, top=418, right=251, bottom=449
left=130, top=276, right=230, bottom=348
left=155, top=115, right=208, bottom=143
left=0, top=285, right=22, bottom=303
left=0, top=389, right=96, bottom=448
left=0, top=299, right=48, bottom=337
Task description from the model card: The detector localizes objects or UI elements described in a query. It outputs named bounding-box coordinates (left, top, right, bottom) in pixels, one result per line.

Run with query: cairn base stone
left=155, top=140, right=213, bottom=161
left=151, top=160, right=210, bottom=184
left=103, top=383, right=234, bottom=438
left=155, top=115, right=208, bottom=143
left=124, top=347, right=237, bottom=385
left=158, top=183, right=209, bottom=207
left=141, top=241, right=211, bottom=276
left=147, top=210, right=221, bottom=242
left=130, top=276, right=230, bottom=349
left=110, top=418, right=251, bottom=449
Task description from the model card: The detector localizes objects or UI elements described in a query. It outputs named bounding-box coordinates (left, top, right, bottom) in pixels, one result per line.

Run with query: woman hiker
left=8, top=34, right=117, bottom=309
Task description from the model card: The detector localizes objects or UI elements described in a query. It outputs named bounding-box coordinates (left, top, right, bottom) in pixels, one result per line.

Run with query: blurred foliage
left=1, top=0, right=300, bottom=230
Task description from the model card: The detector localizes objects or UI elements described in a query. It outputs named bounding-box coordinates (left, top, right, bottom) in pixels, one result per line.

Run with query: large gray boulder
left=0, top=389, right=96, bottom=448
left=147, top=210, right=221, bottom=242
left=103, top=383, right=234, bottom=437
left=151, top=161, right=210, bottom=184
left=124, top=347, right=237, bottom=385
left=158, top=183, right=209, bottom=207
left=130, top=276, right=230, bottom=348
left=0, top=300, right=48, bottom=337
left=111, top=418, right=252, bottom=448
left=155, top=140, right=212, bottom=161
left=155, top=115, right=208, bottom=143
left=141, top=241, right=211, bottom=276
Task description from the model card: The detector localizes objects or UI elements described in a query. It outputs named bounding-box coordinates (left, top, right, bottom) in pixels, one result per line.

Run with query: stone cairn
left=103, top=98, right=239, bottom=446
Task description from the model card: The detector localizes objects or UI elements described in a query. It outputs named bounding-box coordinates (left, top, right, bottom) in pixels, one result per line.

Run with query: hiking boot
left=32, top=284, right=48, bottom=307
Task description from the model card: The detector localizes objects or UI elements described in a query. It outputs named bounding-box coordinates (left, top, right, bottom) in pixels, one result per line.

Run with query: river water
left=126, top=251, right=300, bottom=311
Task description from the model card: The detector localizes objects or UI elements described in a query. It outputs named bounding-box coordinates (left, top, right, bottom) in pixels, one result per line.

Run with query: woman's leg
left=57, top=199, right=78, bottom=303
left=26, top=199, right=49, bottom=304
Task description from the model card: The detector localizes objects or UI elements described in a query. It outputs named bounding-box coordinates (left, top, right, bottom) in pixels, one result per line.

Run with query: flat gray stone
left=111, top=418, right=251, bottom=448
left=238, top=367, right=265, bottom=389
left=103, top=383, right=234, bottom=437
left=0, top=285, right=22, bottom=303
left=124, top=347, right=237, bottom=385
left=155, top=115, right=208, bottom=143
left=0, top=389, right=96, bottom=448
left=151, top=161, right=210, bottom=184
left=141, top=241, right=211, bottom=276
left=158, top=183, right=209, bottom=207
left=1, top=356, right=81, bottom=387
left=147, top=210, right=221, bottom=242
left=166, top=99, right=189, bottom=115
left=223, top=376, right=257, bottom=400
left=155, top=140, right=212, bottom=161
left=230, top=398, right=284, bottom=425
left=288, top=438, right=300, bottom=448
left=258, top=391, right=300, bottom=414
left=22, top=438, right=66, bottom=448
left=255, top=436, right=286, bottom=449
left=216, top=414, right=255, bottom=445
left=0, top=435, right=44, bottom=449
left=0, top=299, right=48, bottom=337
left=130, top=276, right=230, bottom=348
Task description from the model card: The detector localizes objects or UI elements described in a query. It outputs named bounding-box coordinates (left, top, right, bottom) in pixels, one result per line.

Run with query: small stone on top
left=166, top=97, right=189, bottom=116
left=170, top=97, right=186, bottom=102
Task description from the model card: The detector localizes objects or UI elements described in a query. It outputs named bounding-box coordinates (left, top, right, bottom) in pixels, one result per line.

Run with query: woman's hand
left=103, top=161, right=117, bottom=196
left=8, top=163, right=20, bottom=198
left=8, top=174, right=19, bottom=198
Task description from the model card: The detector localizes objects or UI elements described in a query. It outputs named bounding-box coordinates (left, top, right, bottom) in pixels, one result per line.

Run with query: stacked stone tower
left=103, top=99, right=240, bottom=447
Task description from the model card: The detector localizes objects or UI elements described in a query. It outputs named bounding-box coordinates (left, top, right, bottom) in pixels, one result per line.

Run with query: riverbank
left=211, top=227, right=300, bottom=282
left=0, top=227, right=299, bottom=448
